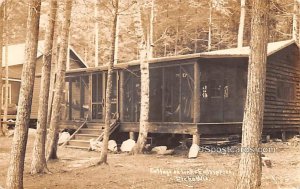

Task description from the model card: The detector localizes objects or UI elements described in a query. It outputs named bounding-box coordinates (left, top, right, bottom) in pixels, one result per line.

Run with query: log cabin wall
left=264, top=44, right=300, bottom=131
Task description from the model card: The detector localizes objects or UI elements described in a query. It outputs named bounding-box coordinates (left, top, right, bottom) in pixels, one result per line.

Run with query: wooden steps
left=74, top=134, right=99, bottom=140
left=63, top=120, right=119, bottom=150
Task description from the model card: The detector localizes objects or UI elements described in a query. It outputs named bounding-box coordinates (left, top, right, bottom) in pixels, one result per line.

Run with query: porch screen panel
left=181, top=65, right=194, bottom=122
left=149, top=68, right=163, bottom=122
left=71, top=77, right=81, bottom=120
left=164, top=66, right=180, bottom=122
left=81, top=76, right=90, bottom=119
left=123, top=70, right=141, bottom=122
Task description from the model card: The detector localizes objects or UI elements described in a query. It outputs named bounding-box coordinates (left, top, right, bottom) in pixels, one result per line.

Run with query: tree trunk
left=131, top=0, right=149, bottom=155
left=149, top=0, right=155, bottom=58
left=208, top=0, right=212, bottom=51
left=47, top=20, right=60, bottom=127
left=174, top=17, right=179, bottom=55
left=235, top=0, right=270, bottom=189
left=113, top=12, right=119, bottom=65
left=0, top=3, right=4, bottom=136
left=238, top=0, right=246, bottom=48
left=94, top=0, right=100, bottom=67
left=293, top=0, right=299, bottom=41
left=46, top=0, right=73, bottom=161
left=3, top=2, right=8, bottom=135
left=6, top=1, right=41, bottom=188
left=98, top=0, right=119, bottom=164
left=31, top=0, right=57, bottom=174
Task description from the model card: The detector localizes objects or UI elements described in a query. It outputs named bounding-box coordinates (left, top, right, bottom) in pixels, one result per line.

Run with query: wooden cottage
left=62, top=40, right=300, bottom=148
left=1, top=41, right=88, bottom=121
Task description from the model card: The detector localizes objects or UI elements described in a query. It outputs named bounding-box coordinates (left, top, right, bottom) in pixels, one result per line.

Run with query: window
left=210, top=80, right=222, bottom=97
left=200, top=81, right=208, bottom=98
left=2, top=83, right=12, bottom=105
left=224, top=79, right=229, bottom=98
left=277, top=81, right=295, bottom=101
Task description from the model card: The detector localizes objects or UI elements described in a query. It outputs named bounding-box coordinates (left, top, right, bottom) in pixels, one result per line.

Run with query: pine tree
left=31, top=0, right=57, bottom=174
left=6, top=0, right=41, bottom=188
left=46, top=0, right=73, bottom=160
left=235, top=0, right=270, bottom=188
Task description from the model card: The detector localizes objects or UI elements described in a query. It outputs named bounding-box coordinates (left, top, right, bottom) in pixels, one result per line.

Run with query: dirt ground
left=0, top=130, right=300, bottom=189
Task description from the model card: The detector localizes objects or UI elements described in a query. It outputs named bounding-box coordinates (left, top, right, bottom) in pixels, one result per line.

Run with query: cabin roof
left=63, top=39, right=298, bottom=75
left=2, top=40, right=88, bottom=68
left=200, top=39, right=295, bottom=58
left=122, top=39, right=296, bottom=65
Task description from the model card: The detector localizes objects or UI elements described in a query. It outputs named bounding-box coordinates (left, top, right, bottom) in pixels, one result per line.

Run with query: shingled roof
left=200, top=39, right=295, bottom=58
left=64, top=39, right=298, bottom=75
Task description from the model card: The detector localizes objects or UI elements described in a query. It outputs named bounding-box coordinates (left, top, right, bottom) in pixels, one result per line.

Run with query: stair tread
left=76, top=134, right=99, bottom=136
left=65, top=145, right=89, bottom=149
left=80, top=128, right=102, bottom=130
left=69, top=140, right=90, bottom=143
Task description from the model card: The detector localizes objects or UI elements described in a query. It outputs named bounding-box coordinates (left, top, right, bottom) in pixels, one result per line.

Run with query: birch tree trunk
left=148, top=0, right=154, bottom=58
left=237, top=0, right=246, bottom=48
left=6, top=1, right=41, bottom=188
left=0, top=3, right=4, bottom=136
left=46, top=0, right=73, bottom=161
left=3, top=2, right=8, bottom=135
left=293, top=0, right=299, bottom=41
left=235, top=0, right=270, bottom=188
left=98, top=0, right=119, bottom=164
left=31, top=0, right=57, bottom=174
left=208, top=0, right=212, bottom=51
left=131, top=0, right=150, bottom=154
left=94, top=0, right=100, bottom=67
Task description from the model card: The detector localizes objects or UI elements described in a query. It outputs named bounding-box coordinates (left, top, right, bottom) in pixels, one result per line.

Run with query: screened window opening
left=277, top=81, right=295, bottom=101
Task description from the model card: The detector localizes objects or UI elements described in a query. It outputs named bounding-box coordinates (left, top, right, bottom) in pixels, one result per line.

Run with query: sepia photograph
left=0, top=0, right=300, bottom=188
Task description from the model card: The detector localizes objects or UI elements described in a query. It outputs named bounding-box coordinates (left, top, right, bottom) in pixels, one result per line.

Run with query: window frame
left=2, top=83, right=12, bottom=105
left=276, top=80, right=296, bottom=101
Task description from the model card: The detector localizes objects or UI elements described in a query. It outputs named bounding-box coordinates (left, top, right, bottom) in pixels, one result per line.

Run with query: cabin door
left=91, top=72, right=118, bottom=121
left=91, top=73, right=105, bottom=121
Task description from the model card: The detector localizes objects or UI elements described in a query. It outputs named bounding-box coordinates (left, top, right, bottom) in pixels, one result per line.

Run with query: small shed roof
left=2, top=41, right=88, bottom=68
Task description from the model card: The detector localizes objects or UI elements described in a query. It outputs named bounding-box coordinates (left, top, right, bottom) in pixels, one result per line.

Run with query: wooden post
left=102, top=72, right=106, bottom=120
left=162, top=68, right=165, bottom=122
left=129, top=132, right=135, bottom=140
left=282, top=131, right=287, bottom=142
left=119, top=70, right=124, bottom=122
left=193, top=62, right=200, bottom=145
left=89, top=74, right=92, bottom=121
left=68, top=79, right=72, bottom=120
